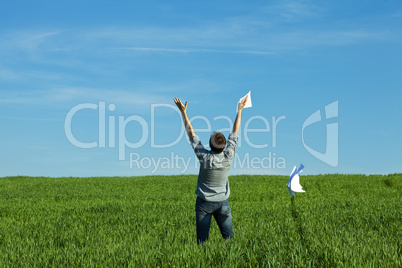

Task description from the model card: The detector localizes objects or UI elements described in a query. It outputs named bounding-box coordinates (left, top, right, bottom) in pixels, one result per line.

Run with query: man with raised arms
left=173, top=96, right=248, bottom=244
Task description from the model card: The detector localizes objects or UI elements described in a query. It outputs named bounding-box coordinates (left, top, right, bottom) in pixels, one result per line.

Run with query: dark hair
left=209, top=132, right=227, bottom=154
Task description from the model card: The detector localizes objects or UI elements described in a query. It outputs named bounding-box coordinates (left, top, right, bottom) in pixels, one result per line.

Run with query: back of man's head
left=209, top=132, right=227, bottom=154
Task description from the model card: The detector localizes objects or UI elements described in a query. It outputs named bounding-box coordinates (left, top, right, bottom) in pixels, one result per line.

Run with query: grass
left=0, top=174, right=401, bottom=267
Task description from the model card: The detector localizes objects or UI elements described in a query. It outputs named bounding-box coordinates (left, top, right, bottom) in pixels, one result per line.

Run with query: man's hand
left=237, top=95, right=248, bottom=111
left=173, top=97, right=195, bottom=138
left=233, top=95, right=248, bottom=134
left=174, top=98, right=188, bottom=114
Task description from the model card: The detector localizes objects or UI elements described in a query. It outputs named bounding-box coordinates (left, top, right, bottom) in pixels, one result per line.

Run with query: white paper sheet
left=286, top=164, right=305, bottom=197
left=237, top=91, right=252, bottom=112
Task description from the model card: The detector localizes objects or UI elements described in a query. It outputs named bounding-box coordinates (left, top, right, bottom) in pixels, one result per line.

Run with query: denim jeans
left=195, top=196, right=234, bottom=244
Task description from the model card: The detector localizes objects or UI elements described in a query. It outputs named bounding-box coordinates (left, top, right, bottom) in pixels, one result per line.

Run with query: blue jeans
left=195, top=196, right=234, bottom=244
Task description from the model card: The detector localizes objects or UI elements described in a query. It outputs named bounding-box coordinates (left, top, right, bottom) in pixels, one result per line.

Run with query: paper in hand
left=286, top=164, right=305, bottom=197
left=237, top=91, right=252, bottom=112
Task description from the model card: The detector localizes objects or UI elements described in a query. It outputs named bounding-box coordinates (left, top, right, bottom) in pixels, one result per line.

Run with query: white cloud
left=0, top=68, right=19, bottom=79
left=260, top=1, right=324, bottom=22
left=0, top=115, right=62, bottom=122
left=21, top=31, right=62, bottom=44
left=7, top=30, right=64, bottom=50
left=0, top=87, right=169, bottom=107
left=113, top=47, right=275, bottom=55
left=0, top=7, right=398, bottom=61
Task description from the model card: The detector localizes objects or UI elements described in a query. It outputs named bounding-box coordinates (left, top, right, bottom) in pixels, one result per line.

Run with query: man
left=173, top=96, right=248, bottom=244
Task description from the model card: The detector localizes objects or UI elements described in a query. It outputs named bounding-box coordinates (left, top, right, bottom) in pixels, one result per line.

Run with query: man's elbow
left=188, top=131, right=196, bottom=138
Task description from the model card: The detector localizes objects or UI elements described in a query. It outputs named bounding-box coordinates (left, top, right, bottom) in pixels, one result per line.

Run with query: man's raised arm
left=174, top=98, right=195, bottom=138
left=232, top=95, right=248, bottom=134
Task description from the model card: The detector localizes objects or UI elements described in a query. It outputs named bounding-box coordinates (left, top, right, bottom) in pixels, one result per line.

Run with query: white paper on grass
left=286, top=164, right=305, bottom=197
left=237, top=91, right=252, bottom=112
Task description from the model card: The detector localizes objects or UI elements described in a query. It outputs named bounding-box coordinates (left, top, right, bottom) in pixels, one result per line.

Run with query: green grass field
left=0, top=174, right=400, bottom=267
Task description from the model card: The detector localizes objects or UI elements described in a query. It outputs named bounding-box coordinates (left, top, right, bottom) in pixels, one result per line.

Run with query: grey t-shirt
left=189, top=133, right=239, bottom=201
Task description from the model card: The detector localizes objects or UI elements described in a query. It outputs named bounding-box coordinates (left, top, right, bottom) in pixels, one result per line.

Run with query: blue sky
left=0, top=0, right=401, bottom=177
